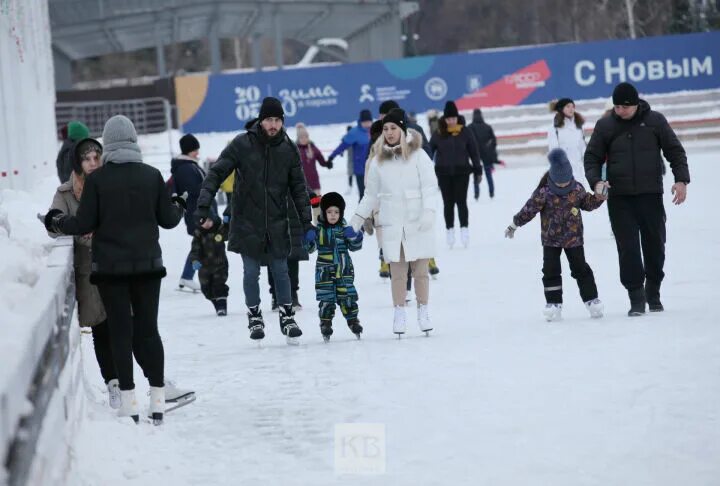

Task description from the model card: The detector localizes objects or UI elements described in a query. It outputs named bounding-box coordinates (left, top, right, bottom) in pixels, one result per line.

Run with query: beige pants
left=389, top=245, right=430, bottom=307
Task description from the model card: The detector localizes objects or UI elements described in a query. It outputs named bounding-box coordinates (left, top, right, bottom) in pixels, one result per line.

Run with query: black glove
left=474, top=169, right=483, bottom=182
left=43, top=209, right=64, bottom=233
left=194, top=206, right=210, bottom=225
left=327, top=156, right=335, bottom=169
left=171, top=191, right=188, bottom=210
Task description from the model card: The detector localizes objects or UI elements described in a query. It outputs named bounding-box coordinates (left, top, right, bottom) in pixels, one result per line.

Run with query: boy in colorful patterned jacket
left=306, top=192, right=364, bottom=341
left=189, top=208, right=229, bottom=316
left=504, top=149, right=605, bottom=322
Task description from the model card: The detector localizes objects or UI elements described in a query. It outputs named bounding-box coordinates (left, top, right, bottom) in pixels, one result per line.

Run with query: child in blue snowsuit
left=306, top=192, right=364, bottom=340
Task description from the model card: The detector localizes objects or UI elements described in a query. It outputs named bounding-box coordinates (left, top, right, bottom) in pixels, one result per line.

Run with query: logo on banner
left=359, top=84, right=375, bottom=103
left=278, top=85, right=340, bottom=118
left=503, top=71, right=546, bottom=89
left=424, top=77, right=448, bottom=101
left=467, top=75, right=483, bottom=93
left=234, top=85, right=262, bottom=121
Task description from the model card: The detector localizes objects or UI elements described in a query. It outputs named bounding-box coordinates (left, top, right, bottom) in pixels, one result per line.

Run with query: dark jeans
left=97, top=278, right=164, bottom=391
left=437, top=173, right=470, bottom=228
left=181, top=248, right=196, bottom=280
left=608, top=194, right=666, bottom=291
left=355, top=174, right=365, bottom=201
left=268, top=259, right=299, bottom=297
left=542, top=246, right=598, bottom=304
left=90, top=320, right=117, bottom=384
left=483, top=164, right=495, bottom=196
left=242, top=254, right=291, bottom=307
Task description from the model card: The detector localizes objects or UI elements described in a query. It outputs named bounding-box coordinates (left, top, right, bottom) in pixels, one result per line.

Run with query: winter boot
left=543, top=303, right=562, bottom=322
left=178, top=278, right=200, bottom=292
left=645, top=281, right=664, bottom=312
left=628, top=288, right=646, bottom=317
left=428, top=258, right=439, bottom=277
left=347, top=318, right=363, bottom=338
left=417, top=304, right=433, bottom=334
left=460, top=227, right=470, bottom=248
left=393, top=306, right=407, bottom=336
left=585, top=298, right=604, bottom=318
left=379, top=261, right=391, bottom=279
left=320, top=319, right=333, bottom=342
left=148, top=386, right=165, bottom=425
left=118, top=389, right=139, bottom=423
left=213, top=298, right=227, bottom=316
left=292, top=291, right=302, bottom=311
left=280, top=304, right=302, bottom=343
left=247, top=305, right=266, bottom=340
left=107, top=379, right=121, bottom=410
left=446, top=228, right=455, bottom=249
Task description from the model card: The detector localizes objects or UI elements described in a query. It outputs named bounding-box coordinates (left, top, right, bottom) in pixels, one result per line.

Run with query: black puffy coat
left=467, top=110, right=498, bottom=167
left=287, top=196, right=309, bottom=261
left=55, top=162, right=184, bottom=283
left=170, top=156, right=208, bottom=235
left=56, top=139, right=74, bottom=183
left=584, top=100, right=690, bottom=195
left=429, top=115, right=482, bottom=176
left=196, top=120, right=312, bottom=262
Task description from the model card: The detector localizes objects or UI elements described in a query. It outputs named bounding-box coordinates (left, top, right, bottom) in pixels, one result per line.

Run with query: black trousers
left=542, top=246, right=598, bottom=304
left=199, top=264, right=229, bottom=301
left=268, top=259, right=300, bottom=298
left=90, top=320, right=117, bottom=384
left=355, top=174, right=365, bottom=201
left=608, top=194, right=666, bottom=291
left=437, top=173, right=470, bottom=228
left=97, top=277, right=164, bottom=391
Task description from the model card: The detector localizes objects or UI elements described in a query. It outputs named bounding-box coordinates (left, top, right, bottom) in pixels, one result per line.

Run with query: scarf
left=447, top=124, right=462, bottom=136
left=102, top=140, right=142, bottom=164
left=71, top=172, right=84, bottom=201
left=548, top=177, right=575, bottom=196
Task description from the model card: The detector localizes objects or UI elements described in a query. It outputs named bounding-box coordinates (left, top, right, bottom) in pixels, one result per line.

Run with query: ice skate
left=164, top=380, right=196, bottom=412
left=347, top=318, right=363, bottom=339
left=148, top=386, right=165, bottom=426
left=428, top=258, right=439, bottom=279
left=628, top=288, right=646, bottom=317
left=213, top=298, right=227, bottom=316
left=543, top=303, right=562, bottom=322
left=320, top=319, right=333, bottom=343
left=118, top=389, right=139, bottom=423
left=248, top=305, right=266, bottom=341
left=177, top=278, right=200, bottom=293
left=379, top=261, right=391, bottom=279
left=645, top=281, right=664, bottom=312
left=280, top=305, right=302, bottom=345
left=107, top=379, right=121, bottom=410
left=446, top=228, right=455, bottom=249
left=460, top=227, right=470, bottom=248
left=585, top=298, right=604, bottom=318
left=393, top=306, right=407, bottom=338
left=417, top=304, right=433, bottom=335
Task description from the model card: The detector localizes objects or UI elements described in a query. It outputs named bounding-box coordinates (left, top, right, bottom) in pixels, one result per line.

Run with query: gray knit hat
left=548, top=148, right=573, bottom=184
left=101, top=115, right=142, bottom=164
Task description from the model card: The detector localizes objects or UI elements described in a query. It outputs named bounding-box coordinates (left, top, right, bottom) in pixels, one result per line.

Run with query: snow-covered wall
left=0, top=0, right=57, bottom=191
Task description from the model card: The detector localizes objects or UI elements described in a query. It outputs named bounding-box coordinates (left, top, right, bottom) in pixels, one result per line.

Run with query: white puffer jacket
left=547, top=119, right=587, bottom=181
left=352, top=129, right=439, bottom=263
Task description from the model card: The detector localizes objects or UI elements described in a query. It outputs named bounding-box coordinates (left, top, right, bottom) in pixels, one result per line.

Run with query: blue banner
left=176, top=31, right=720, bottom=133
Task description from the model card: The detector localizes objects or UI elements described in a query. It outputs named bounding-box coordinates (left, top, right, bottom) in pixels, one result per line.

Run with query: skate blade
left=322, top=335, right=330, bottom=343
left=394, top=332, right=404, bottom=339
left=176, top=287, right=199, bottom=294
left=286, top=336, right=300, bottom=346
left=422, top=329, right=433, bottom=336
left=165, top=393, right=196, bottom=413
left=354, top=333, right=362, bottom=340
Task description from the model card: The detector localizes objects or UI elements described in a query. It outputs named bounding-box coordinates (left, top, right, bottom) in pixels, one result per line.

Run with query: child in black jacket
left=190, top=210, right=229, bottom=316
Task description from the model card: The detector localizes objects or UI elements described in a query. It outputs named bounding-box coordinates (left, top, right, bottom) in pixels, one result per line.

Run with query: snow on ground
left=66, top=142, right=720, bottom=486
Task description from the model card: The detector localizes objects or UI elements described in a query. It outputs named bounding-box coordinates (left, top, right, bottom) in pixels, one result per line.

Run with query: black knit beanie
left=379, top=100, right=400, bottom=116
left=555, top=98, right=574, bottom=113
left=359, top=109, right=373, bottom=122
left=382, top=108, right=407, bottom=134
left=443, top=101, right=459, bottom=118
left=612, top=82, right=639, bottom=106
left=320, top=192, right=346, bottom=221
left=259, top=97, right=285, bottom=121
left=179, top=134, right=200, bottom=155
left=73, top=138, right=103, bottom=174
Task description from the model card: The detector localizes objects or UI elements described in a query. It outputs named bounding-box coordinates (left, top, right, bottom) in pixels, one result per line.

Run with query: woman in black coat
left=44, top=115, right=184, bottom=424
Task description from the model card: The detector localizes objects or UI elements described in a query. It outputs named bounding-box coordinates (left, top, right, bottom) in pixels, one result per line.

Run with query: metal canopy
left=49, top=0, right=409, bottom=61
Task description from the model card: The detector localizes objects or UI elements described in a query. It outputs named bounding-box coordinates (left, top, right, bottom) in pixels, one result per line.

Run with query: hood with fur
left=376, top=128, right=422, bottom=162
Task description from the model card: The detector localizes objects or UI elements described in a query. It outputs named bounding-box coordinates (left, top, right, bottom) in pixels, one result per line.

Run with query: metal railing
left=56, top=97, right=173, bottom=138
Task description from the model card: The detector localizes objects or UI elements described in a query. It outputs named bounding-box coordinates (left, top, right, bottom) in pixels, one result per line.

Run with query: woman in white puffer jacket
left=547, top=98, right=587, bottom=180
left=351, top=109, right=439, bottom=337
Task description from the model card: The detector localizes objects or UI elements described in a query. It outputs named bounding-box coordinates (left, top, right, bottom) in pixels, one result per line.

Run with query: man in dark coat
left=584, top=82, right=690, bottom=316
left=170, top=133, right=214, bottom=291
left=195, top=97, right=312, bottom=342
left=467, top=109, right=498, bottom=198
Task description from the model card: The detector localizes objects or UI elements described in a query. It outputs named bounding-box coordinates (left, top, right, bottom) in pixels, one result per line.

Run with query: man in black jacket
left=467, top=109, right=498, bottom=198
left=584, top=82, right=690, bottom=316
left=195, top=97, right=312, bottom=342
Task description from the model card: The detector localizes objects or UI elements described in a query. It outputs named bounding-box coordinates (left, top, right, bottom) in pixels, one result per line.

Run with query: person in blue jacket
left=327, top=109, right=373, bottom=200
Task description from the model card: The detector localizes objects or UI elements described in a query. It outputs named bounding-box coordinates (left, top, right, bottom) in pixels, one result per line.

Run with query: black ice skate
left=645, top=281, right=664, bottom=312
left=213, top=298, right=227, bottom=316
left=347, top=318, right=363, bottom=339
left=248, top=305, right=266, bottom=340
left=280, top=304, right=302, bottom=345
left=627, top=288, right=646, bottom=317
left=320, top=319, right=333, bottom=342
